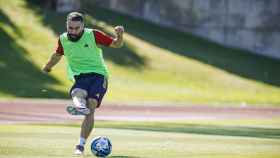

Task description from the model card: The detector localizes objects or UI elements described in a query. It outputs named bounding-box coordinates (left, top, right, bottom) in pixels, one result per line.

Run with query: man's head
left=66, top=12, right=84, bottom=41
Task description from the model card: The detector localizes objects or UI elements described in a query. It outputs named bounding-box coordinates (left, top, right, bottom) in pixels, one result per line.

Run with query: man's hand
left=110, top=26, right=124, bottom=48
left=42, top=65, right=52, bottom=73
left=42, top=53, right=62, bottom=74
left=114, top=26, right=124, bottom=36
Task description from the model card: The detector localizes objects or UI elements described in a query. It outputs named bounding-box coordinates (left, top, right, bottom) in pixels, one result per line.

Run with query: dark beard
left=67, top=30, right=84, bottom=42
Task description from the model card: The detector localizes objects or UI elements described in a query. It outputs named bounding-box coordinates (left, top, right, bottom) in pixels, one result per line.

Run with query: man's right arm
left=42, top=53, right=62, bottom=73
left=43, top=38, right=64, bottom=73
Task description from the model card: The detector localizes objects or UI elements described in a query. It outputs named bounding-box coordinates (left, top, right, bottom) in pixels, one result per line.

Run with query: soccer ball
left=91, top=136, right=112, bottom=157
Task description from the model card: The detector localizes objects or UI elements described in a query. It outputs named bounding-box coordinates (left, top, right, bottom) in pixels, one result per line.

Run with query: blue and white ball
left=91, top=136, right=112, bottom=157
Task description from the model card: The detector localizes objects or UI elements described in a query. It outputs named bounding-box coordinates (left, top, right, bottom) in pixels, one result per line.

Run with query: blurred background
left=0, top=0, right=280, bottom=105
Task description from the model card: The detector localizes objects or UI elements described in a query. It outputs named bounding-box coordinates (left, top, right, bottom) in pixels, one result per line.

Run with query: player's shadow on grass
left=0, top=9, right=67, bottom=98
left=86, top=6, right=280, bottom=87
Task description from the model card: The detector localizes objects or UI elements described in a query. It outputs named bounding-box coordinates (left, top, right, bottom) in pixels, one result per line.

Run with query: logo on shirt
left=84, top=44, right=89, bottom=47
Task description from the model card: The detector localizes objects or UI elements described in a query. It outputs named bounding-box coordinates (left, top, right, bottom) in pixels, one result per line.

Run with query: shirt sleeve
left=93, top=29, right=114, bottom=46
left=55, top=38, right=64, bottom=55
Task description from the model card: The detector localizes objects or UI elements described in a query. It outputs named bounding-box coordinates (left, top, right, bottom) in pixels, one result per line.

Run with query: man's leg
left=74, top=74, right=107, bottom=155
left=80, top=76, right=107, bottom=139
left=71, top=88, right=90, bottom=155
left=81, top=98, right=97, bottom=139
left=75, top=98, right=97, bottom=155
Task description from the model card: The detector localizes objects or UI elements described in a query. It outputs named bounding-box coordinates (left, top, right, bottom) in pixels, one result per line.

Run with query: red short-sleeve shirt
left=55, top=29, right=113, bottom=55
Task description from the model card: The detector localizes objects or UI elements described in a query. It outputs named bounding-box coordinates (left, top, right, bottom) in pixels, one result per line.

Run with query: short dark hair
left=67, top=12, right=84, bottom=22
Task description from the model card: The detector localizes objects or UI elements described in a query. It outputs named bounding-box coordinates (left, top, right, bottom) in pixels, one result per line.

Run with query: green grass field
left=1, top=121, right=280, bottom=158
left=1, top=0, right=280, bottom=105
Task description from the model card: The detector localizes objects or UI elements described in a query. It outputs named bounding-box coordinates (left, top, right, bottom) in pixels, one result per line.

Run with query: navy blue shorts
left=70, top=72, right=108, bottom=108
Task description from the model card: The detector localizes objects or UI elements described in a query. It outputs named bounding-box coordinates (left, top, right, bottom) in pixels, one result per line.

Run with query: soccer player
left=42, top=12, right=124, bottom=155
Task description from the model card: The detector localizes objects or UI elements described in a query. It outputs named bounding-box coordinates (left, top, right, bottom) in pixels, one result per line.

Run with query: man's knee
left=87, top=98, right=98, bottom=112
left=71, top=88, right=87, bottom=98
